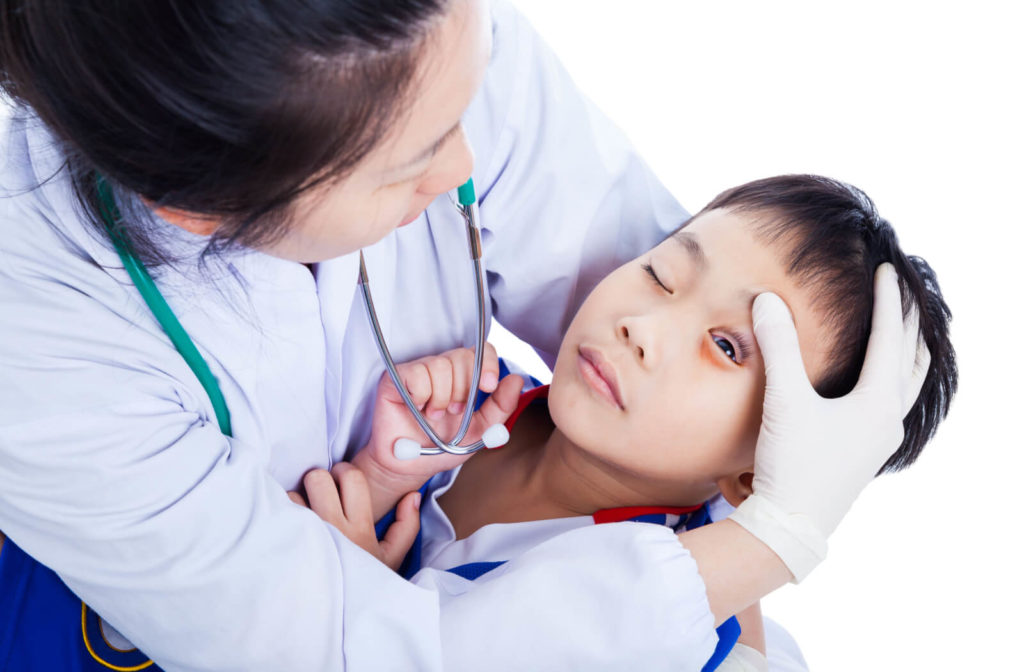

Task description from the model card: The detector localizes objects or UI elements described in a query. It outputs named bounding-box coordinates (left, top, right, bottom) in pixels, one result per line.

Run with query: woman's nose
left=616, top=315, right=659, bottom=369
left=417, top=124, right=474, bottom=197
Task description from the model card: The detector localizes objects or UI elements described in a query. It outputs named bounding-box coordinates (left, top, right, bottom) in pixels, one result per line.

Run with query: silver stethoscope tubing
left=357, top=178, right=508, bottom=460
left=96, top=174, right=504, bottom=461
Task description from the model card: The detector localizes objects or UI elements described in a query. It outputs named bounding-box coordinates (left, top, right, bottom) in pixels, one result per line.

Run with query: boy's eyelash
left=727, top=331, right=754, bottom=362
left=641, top=262, right=670, bottom=292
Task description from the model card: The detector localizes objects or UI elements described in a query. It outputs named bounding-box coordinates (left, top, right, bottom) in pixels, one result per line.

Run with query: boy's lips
left=578, top=345, right=625, bottom=410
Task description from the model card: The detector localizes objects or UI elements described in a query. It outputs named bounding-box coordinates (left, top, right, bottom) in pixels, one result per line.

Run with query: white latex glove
left=729, top=263, right=930, bottom=582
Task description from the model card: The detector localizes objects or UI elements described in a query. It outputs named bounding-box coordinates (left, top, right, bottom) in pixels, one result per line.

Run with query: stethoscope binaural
left=97, top=176, right=508, bottom=460
left=357, top=178, right=508, bottom=460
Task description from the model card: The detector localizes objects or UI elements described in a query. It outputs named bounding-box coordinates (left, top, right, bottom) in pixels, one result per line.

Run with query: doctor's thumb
left=380, top=491, right=421, bottom=572
left=752, top=292, right=813, bottom=396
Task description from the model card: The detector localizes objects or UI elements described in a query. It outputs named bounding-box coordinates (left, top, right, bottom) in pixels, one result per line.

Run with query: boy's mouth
left=578, top=345, right=625, bottom=410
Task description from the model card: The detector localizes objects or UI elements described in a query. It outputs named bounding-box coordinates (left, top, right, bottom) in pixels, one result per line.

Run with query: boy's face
left=548, top=208, right=833, bottom=504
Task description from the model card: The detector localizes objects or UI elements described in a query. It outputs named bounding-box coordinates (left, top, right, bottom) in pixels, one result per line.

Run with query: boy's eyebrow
left=669, top=230, right=707, bottom=271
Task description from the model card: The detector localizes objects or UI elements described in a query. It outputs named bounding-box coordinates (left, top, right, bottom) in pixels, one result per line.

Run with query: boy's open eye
left=713, top=335, right=739, bottom=363
left=641, top=262, right=671, bottom=292
left=712, top=331, right=753, bottom=365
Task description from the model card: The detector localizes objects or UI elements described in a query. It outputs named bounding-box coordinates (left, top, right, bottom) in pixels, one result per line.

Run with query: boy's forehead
left=665, top=209, right=774, bottom=272
left=668, top=208, right=835, bottom=381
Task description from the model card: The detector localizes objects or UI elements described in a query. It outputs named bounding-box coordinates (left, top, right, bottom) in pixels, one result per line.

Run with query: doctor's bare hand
left=353, top=343, right=524, bottom=520
left=289, top=464, right=420, bottom=572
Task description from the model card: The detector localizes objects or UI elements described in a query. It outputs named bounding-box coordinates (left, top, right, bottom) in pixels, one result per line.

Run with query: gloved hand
left=729, top=263, right=930, bottom=582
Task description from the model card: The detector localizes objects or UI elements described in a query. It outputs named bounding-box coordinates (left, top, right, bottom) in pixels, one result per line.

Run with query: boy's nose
left=616, top=315, right=659, bottom=369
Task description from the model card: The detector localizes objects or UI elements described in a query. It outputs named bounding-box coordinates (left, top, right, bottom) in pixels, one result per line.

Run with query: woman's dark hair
left=0, top=0, right=449, bottom=267
left=693, top=174, right=957, bottom=473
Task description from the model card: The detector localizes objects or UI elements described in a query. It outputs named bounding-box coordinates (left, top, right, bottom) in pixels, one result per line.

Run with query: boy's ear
left=716, top=471, right=755, bottom=509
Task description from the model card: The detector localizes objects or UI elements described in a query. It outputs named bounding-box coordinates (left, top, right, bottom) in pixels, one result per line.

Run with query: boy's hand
left=288, top=464, right=420, bottom=572
left=353, top=344, right=524, bottom=520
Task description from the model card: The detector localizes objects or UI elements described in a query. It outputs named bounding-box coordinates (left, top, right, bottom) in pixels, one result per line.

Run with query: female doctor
left=0, top=0, right=925, bottom=670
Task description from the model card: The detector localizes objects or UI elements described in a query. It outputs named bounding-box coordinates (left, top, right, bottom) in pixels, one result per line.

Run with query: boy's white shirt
left=0, top=1, right=806, bottom=670
left=410, top=468, right=807, bottom=671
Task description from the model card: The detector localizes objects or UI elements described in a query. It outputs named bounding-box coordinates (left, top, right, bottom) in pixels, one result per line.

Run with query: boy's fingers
left=447, top=349, right=472, bottom=413
left=380, top=491, right=422, bottom=571
left=303, top=469, right=344, bottom=528
left=396, top=362, right=432, bottom=410
left=474, top=373, right=524, bottom=432
left=480, top=343, right=500, bottom=393
left=423, top=356, right=453, bottom=417
left=286, top=491, right=308, bottom=508
left=331, top=463, right=373, bottom=527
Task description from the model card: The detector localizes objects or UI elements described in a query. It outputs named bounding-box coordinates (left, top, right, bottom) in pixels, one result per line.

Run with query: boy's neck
left=439, top=400, right=703, bottom=540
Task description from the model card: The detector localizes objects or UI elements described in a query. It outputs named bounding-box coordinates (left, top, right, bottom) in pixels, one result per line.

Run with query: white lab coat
left=0, top=2, right=801, bottom=670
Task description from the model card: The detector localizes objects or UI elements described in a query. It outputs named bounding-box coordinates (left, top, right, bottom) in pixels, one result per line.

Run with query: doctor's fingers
left=303, top=469, right=345, bottom=530
left=751, top=293, right=814, bottom=399
left=856, top=264, right=908, bottom=396
left=900, top=304, right=931, bottom=417
left=330, top=463, right=374, bottom=528
left=379, top=491, right=421, bottom=571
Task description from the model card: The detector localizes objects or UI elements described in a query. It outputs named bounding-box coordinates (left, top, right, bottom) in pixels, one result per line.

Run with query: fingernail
left=413, top=493, right=422, bottom=510
left=481, top=372, right=498, bottom=390
left=428, top=409, right=445, bottom=420
left=447, top=402, right=465, bottom=415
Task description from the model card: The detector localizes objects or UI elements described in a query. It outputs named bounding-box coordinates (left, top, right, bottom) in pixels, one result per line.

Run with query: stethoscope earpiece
left=392, top=422, right=510, bottom=461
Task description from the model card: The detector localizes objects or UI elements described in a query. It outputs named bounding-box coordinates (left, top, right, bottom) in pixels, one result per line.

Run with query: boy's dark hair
left=0, top=0, right=448, bottom=268
left=695, top=174, right=957, bottom=473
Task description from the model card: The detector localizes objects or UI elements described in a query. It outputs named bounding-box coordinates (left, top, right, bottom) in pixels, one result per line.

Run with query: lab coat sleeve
left=410, top=523, right=718, bottom=672
left=763, top=617, right=811, bottom=672
left=717, top=644, right=770, bottom=672
left=0, top=242, right=444, bottom=671
left=465, top=0, right=691, bottom=368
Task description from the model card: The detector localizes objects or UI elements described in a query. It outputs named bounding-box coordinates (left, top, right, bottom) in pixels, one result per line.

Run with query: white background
left=495, top=1, right=1022, bottom=669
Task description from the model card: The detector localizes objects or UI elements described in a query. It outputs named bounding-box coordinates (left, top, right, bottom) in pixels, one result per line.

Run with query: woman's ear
left=716, top=471, right=755, bottom=508
left=151, top=205, right=220, bottom=236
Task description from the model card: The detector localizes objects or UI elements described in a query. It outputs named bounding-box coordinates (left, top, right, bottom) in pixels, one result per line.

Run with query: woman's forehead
left=365, top=0, right=491, bottom=176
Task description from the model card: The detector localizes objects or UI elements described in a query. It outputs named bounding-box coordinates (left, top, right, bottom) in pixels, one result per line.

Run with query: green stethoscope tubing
left=96, top=175, right=491, bottom=456
left=96, top=176, right=233, bottom=437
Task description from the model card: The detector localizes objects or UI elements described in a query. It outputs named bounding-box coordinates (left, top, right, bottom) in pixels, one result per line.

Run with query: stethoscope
left=97, top=176, right=508, bottom=460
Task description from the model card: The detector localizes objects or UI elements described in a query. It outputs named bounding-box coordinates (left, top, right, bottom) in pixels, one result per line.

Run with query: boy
left=294, top=175, right=956, bottom=671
